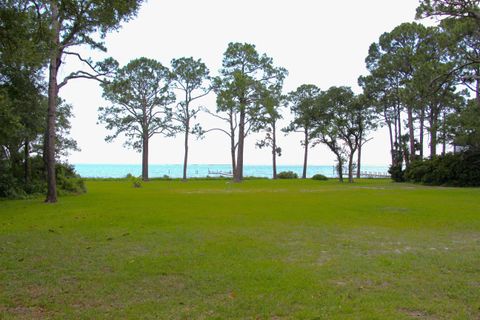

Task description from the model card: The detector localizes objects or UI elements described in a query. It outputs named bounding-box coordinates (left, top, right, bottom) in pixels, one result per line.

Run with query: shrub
left=453, top=151, right=480, bottom=186
left=131, top=176, right=142, bottom=188
left=312, top=174, right=328, bottom=181
left=388, top=164, right=405, bottom=182
left=26, top=156, right=48, bottom=194
left=0, top=170, right=25, bottom=198
left=404, top=160, right=432, bottom=183
left=277, top=171, right=298, bottom=179
left=1, top=158, right=86, bottom=198
left=56, top=163, right=86, bottom=194
left=404, top=150, right=480, bottom=187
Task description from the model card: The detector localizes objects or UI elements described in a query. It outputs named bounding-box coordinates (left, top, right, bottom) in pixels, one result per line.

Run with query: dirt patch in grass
left=354, top=186, right=387, bottom=190
left=2, top=305, right=54, bottom=319
left=331, top=278, right=390, bottom=290
left=182, top=189, right=290, bottom=194
left=399, top=308, right=438, bottom=319
left=25, top=284, right=49, bottom=299
left=379, top=206, right=410, bottom=214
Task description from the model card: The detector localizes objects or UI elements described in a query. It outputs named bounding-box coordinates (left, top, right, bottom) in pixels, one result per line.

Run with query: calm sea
left=73, top=163, right=389, bottom=179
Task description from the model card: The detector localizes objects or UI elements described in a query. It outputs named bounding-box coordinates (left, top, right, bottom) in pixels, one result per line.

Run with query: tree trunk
left=42, top=130, right=47, bottom=170
left=348, top=152, right=354, bottom=183
left=24, top=139, right=30, bottom=186
left=142, top=132, right=149, bottom=181
left=356, top=131, right=363, bottom=179
left=429, top=109, right=438, bottom=158
left=337, top=155, right=344, bottom=183
left=419, top=107, right=425, bottom=159
left=430, top=127, right=437, bottom=157
left=396, top=106, right=401, bottom=145
left=234, top=108, right=245, bottom=182
left=229, top=111, right=236, bottom=175
left=403, top=146, right=409, bottom=166
left=302, top=130, right=309, bottom=179
left=45, top=2, right=60, bottom=203
left=397, top=106, right=408, bottom=166
left=356, top=143, right=362, bottom=179
left=407, top=106, right=415, bottom=162
left=441, top=112, right=446, bottom=156
left=393, top=110, right=399, bottom=166
left=476, top=69, right=480, bottom=109
left=182, top=128, right=189, bottom=181
left=385, top=109, right=395, bottom=166
left=272, top=124, right=277, bottom=179
left=230, top=140, right=236, bottom=176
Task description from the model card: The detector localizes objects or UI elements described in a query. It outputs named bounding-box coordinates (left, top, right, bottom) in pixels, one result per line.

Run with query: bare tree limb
left=203, top=128, right=232, bottom=137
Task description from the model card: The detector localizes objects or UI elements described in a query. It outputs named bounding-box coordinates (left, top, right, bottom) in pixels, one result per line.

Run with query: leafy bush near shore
left=312, top=174, right=328, bottom=181
left=56, top=163, right=86, bottom=194
left=277, top=171, right=298, bottom=179
left=0, top=161, right=24, bottom=198
left=131, top=176, right=142, bottom=188
left=404, top=151, right=480, bottom=186
left=389, top=164, right=405, bottom=182
left=0, top=157, right=86, bottom=198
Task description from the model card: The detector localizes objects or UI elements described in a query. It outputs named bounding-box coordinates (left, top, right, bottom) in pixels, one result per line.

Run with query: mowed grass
left=0, top=179, right=479, bottom=319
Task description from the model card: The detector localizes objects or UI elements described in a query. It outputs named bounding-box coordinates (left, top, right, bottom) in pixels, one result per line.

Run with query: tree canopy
left=214, top=42, right=287, bottom=182
left=170, top=57, right=210, bottom=180
left=99, top=57, right=175, bottom=181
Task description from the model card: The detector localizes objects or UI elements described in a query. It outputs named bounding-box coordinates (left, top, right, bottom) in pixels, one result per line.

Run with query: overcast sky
left=60, top=0, right=425, bottom=166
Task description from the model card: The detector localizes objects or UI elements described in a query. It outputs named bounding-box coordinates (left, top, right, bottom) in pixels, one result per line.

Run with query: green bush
left=0, top=157, right=86, bottom=199
left=130, top=176, right=142, bottom=188
left=388, top=164, right=405, bottom=182
left=277, top=171, right=298, bottom=179
left=56, top=163, right=86, bottom=194
left=404, top=151, right=480, bottom=187
left=404, top=160, right=432, bottom=183
left=26, top=156, right=48, bottom=194
left=0, top=171, right=25, bottom=198
left=312, top=174, right=328, bottom=181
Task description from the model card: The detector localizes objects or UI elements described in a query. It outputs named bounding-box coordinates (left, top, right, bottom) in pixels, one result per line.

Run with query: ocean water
left=74, top=163, right=389, bottom=179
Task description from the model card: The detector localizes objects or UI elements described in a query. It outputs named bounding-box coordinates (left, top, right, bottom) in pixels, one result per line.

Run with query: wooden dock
left=332, top=166, right=390, bottom=179
left=358, top=171, right=390, bottom=178
left=208, top=169, right=233, bottom=177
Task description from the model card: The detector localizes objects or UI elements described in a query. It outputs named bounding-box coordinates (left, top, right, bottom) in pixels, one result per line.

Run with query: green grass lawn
left=1, top=179, right=479, bottom=319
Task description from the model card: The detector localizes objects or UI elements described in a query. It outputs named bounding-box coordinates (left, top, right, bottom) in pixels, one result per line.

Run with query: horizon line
left=73, top=163, right=390, bottom=166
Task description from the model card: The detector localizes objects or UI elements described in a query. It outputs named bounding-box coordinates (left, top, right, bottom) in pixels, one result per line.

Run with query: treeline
left=1, top=0, right=143, bottom=200
left=0, top=3, right=84, bottom=197
left=1, top=1, right=479, bottom=200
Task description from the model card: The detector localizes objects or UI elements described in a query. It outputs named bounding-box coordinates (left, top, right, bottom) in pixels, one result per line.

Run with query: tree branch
left=203, top=128, right=231, bottom=137
left=58, top=70, right=108, bottom=89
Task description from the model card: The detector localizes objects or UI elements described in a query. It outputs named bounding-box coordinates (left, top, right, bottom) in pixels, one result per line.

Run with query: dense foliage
left=404, top=151, right=480, bottom=186
left=311, top=174, right=328, bottom=181
left=277, top=171, right=299, bottom=179
left=99, top=57, right=174, bottom=181
left=213, top=42, right=287, bottom=182
left=0, top=159, right=85, bottom=198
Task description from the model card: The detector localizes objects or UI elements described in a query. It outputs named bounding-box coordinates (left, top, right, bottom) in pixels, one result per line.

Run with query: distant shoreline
left=74, top=163, right=389, bottom=179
